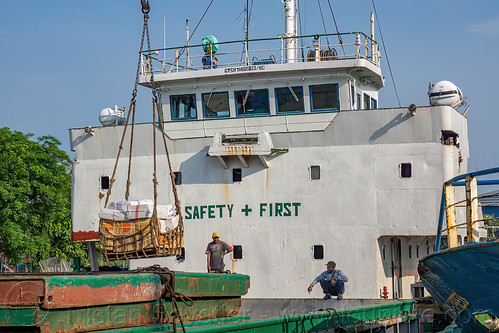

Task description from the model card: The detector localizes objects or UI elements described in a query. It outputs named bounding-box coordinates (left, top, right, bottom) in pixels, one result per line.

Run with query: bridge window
left=235, top=89, right=270, bottom=116
left=310, top=84, right=339, bottom=112
left=171, top=94, right=197, bottom=120
left=364, top=93, right=371, bottom=109
left=371, top=97, right=378, bottom=109
left=275, top=86, right=304, bottom=113
left=202, top=92, right=230, bottom=118
left=351, top=83, right=355, bottom=109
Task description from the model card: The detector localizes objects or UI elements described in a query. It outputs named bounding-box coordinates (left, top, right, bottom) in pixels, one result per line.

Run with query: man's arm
left=307, top=272, right=323, bottom=293
left=334, top=270, right=348, bottom=282
left=205, top=244, right=211, bottom=272
left=223, top=242, right=233, bottom=256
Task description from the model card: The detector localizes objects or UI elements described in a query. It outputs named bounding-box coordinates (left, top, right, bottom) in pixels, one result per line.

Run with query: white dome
left=428, top=80, right=464, bottom=109
left=99, top=107, right=125, bottom=127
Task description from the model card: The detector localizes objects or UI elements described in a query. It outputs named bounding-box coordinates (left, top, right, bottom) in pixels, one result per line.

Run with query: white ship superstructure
left=69, top=1, right=473, bottom=299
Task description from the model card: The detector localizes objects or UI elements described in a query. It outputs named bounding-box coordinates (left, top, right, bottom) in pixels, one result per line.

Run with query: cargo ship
left=0, top=0, right=484, bottom=331
left=68, top=0, right=480, bottom=300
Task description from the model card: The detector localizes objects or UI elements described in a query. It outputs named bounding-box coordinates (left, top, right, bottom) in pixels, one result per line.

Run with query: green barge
left=0, top=270, right=419, bottom=332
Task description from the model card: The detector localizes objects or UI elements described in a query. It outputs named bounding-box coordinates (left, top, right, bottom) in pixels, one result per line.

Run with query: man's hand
left=307, top=284, right=313, bottom=293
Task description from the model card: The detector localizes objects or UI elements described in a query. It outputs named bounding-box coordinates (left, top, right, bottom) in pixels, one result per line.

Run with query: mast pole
left=245, top=0, right=249, bottom=65
left=284, top=0, right=297, bottom=63
left=186, top=19, right=190, bottom=69
left=370, top=12, right=374, bottom=61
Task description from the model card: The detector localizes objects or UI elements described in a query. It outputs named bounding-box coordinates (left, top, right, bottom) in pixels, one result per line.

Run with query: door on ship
left=391, top=237, right=402, bottom=299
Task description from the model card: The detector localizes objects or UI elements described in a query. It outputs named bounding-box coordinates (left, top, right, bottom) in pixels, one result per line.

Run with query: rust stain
left=187, top=277, right=199, bottom=294
left=43, top=282, right=164, bottom=309
left=0, top=279, right=45, bottom=306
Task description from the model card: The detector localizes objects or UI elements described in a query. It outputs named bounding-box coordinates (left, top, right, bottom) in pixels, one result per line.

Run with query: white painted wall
left=70, top=105, right=468, bottom=299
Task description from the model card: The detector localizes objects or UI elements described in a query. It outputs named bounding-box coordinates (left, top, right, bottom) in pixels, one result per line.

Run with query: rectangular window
left=364, top=93, right=371, bottom=109
left=170, top=94, right=197, bottom=120
left=234, top=89, right=270, bottom=116
left=356, top=93, right=361, bottom=110
left=351, top=83, right=355, bottom=109
left=310, top=84, right=339, bottom=111
left=202, top=92, right=230, bottom=118
left=371, top=97, right=378, bottom=109
left=173, top=171, right=182, bottom=185
left=233, top=245, right=243, bottom=259
left=310, top=165, right=320, bottom=180
left=100, top=175, right=110, bottom=190
left=275, top=86, right=304, bottom=113
left=313, top=245, right=324, bottom=259
left=176, top=247, right=185, bottom=261
left=233, top=168, right=242, bottom=182
left=400, top=163, right=412, bottom=178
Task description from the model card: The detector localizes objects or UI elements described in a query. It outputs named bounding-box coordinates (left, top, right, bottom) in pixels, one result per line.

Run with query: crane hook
left=141, top=0, right=150, bottom=14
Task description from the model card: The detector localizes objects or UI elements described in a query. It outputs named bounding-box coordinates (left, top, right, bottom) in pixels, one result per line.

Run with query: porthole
left=313, top=245, right=324, bottom=260
left=310, top=165, right=320, bottom=180
left=100, top=175, right=110, bottom=190
left=233, top=245, right=243, bottom=259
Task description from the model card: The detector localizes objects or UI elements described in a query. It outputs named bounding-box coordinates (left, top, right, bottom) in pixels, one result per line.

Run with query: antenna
left=244, top=0, right=249, bottom=65
left=245, top=0, right=249, bottom=45
left=163, top=13, right=166, bottom=61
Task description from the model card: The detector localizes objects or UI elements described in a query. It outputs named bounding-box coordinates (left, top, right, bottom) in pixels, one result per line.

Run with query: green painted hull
left=0, top=272, right=419, bottom=332
left=100, top=301, right=419, bottom=333
left=0, top=271, right=249, bottom=332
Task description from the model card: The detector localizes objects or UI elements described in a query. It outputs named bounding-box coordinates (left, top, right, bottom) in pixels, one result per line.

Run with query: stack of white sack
left=99, top=200, right=179, bottom=231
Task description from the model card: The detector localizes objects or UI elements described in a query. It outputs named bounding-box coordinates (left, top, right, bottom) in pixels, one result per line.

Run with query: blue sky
left=1, top=0, right=498, bottom=172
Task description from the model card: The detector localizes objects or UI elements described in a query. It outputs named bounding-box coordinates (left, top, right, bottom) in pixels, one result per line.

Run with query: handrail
left=435, top=167, right=499, bottom=251
left=142, top=32, right=376, bottom=54
left=139, top=31, right=381, bottom=75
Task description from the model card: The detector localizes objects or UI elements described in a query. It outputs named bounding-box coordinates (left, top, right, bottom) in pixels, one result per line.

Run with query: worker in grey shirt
left=308, top=261, right=348, bottom=300
left=205, top=232, right=233, bottom=273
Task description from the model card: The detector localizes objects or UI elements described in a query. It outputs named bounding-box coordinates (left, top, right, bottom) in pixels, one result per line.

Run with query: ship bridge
left=138, top=32, right=384, bottom=126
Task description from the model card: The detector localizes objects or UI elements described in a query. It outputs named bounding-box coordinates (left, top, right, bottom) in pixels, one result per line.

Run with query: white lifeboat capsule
left=428, top=80, right=464, bottom=109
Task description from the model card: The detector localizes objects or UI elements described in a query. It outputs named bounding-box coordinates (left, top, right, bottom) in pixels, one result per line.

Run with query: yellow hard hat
left=212, top=232, right=220, bottom=238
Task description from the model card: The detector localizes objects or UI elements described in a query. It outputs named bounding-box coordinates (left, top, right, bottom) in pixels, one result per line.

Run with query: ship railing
left=140, top=32, right=380, bottom=76
left=435, top=167, right=499, bottom=251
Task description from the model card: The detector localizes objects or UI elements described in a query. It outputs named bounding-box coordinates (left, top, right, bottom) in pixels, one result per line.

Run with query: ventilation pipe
left=283, top=0, right=297, bottom=63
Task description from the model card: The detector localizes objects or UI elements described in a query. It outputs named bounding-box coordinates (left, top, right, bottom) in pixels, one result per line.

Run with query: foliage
left=484, top=214, right=499, bottom=241
left=0, top=127, right=86, bottom=265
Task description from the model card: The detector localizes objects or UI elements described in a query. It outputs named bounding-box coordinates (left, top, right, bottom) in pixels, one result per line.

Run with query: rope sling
left=99, top=0, right=184, bottom=261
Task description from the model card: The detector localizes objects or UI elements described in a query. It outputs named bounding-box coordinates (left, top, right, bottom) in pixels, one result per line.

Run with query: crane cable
left=325, top=0, right=346, bottom=58
left=316, top=0, right=331, bottom=49
left=371, top=0, right=401, bottom=107
left=104, top=0, right=184, bottom=229
left=169, top=0, right=215, bottom=68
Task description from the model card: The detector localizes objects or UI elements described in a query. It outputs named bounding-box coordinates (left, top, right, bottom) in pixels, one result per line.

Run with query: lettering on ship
left=184, top=202, right=301, bottom=220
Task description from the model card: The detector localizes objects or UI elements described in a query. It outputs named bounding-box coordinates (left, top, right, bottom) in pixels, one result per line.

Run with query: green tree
left=484, top=214, right=499, bottom=241
left=0, top=127, right=86, bottom=265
